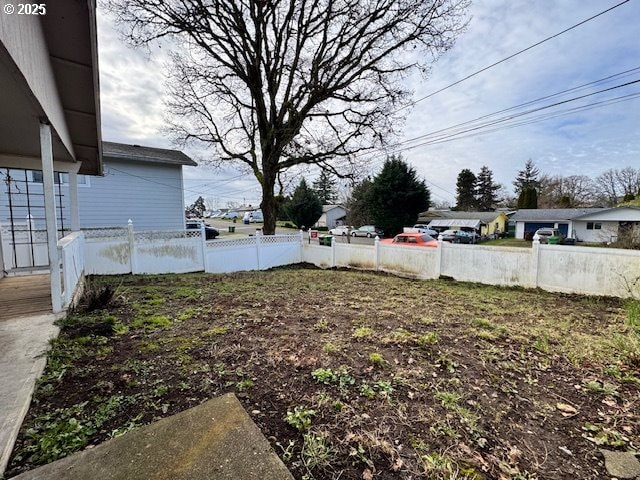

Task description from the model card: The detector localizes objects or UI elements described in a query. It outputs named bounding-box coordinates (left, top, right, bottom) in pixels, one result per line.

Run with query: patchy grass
left=7, top=267, right=640, bottom=480
left=480, top=238, right=531, bottom=248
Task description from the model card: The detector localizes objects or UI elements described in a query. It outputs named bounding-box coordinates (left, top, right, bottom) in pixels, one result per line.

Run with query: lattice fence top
left=134, top=230, right=201, bottom=242
left=206, top=236, right=257, bottom=249
left=83, top=227, right=128, bottom=239
left=260, top=234, right=301, bottom=244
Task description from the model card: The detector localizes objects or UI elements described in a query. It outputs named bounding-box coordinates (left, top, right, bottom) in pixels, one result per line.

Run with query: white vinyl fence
left=78, top=222, right=640, bottom=299
left=84, top=221, right=303, bottom=276
left=303, top=239, right=640, bottom=298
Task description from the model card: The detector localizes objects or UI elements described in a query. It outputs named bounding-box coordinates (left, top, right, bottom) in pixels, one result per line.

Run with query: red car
left=380, top=233, right=438, bottom=248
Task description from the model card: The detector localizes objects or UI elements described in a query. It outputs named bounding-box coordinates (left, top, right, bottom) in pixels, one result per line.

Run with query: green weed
left=368, top=352, right=385, bottom=366
left=130, top=315, right=171, bottom=331
left=417, top=332, right=439, bottom=347
left=353, top=326, right=373, bottom=339
left=285, top=406, right=315, bottom=432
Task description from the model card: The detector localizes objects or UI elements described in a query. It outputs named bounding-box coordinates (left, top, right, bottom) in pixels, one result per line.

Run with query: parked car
left=403, top=224, right=438, bottom=237
left=211, top=210, right=224, bottom=218
left=534, top=228, right=565, bottom=244
left=222, top=211, right=240, bottom=220
left=329, top=225, right=352, bottom=236
left=440, top=229, right=473, bottom=244
left=351, top=225, right=384, bottom=238
left=381, top=233, right=438, bottom=247
left=249, top=210, right=264, bottom=223
left=186, top=221, right=219, bottom=240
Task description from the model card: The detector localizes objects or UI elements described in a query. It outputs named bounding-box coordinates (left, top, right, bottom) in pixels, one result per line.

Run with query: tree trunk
left=260, top=169, right=277, bottom=235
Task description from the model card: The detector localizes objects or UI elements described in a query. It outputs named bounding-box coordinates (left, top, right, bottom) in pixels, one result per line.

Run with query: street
left=205, top=219, right=377, bottom=245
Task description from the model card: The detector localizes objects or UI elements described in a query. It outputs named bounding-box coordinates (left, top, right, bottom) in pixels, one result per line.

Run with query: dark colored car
left=440, top=229, right=473, bottom=244
left=186, top=221, right=219, bottom=240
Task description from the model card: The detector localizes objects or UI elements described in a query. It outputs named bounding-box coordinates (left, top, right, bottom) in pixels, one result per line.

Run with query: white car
left=329, top=225, right=352, bottom=236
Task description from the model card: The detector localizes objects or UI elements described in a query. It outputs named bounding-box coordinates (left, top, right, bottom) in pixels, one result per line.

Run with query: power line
left=392, top=0, right=632, bottom=114
left=356, top=76, right=640, bottom=163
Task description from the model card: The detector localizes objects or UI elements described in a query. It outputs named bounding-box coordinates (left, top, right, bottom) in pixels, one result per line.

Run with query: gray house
left=78, top=142, right=197, bottom=230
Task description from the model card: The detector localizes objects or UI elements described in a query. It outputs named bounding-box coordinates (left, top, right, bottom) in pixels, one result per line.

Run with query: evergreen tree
left=284, top=179, right=323, bottom=228
left=517, top=188, right=538, bottom=209
left=475, top=166, right=500, bottom=211
left=455, top=169, right=477, bottom=211
left=346, top=178, right=374, bottom=227
left=513, top=159, right=540, bottom=195
left=368, top=156, right=430, bottom=236
left=312, top=171, right=338, bottom=204
left=185, top=196, right=206, bottom=218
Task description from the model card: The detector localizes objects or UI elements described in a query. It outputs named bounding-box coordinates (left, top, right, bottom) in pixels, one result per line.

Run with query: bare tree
left=104, top=0, right=469, bottom=233
left=616, top=167, right=640, bottom=199
left=562, top=175, right=596, bottom=207
left=596, top=170, right=619, bottom=206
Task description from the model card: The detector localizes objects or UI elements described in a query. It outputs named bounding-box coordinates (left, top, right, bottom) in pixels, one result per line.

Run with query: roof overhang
left=0, top=0, right=102, bottom=175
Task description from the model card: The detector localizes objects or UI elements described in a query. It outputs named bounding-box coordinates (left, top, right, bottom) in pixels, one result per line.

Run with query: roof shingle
left=102, top=142, right=197, bottom=167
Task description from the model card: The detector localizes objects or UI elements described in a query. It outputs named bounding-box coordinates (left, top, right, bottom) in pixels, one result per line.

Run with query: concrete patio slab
left=0, top=312, right=61, bottom=476
left=11, top=393, right=294, bottom=480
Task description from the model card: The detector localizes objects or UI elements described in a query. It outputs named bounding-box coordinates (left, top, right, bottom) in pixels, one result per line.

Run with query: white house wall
left=78, top=159, right=186, bottom=230
left=573, top=221, right=619, bottom=243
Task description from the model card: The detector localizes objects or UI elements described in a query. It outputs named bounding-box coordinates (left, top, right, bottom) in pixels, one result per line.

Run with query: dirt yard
left=6, top=266, right=640, bottom=479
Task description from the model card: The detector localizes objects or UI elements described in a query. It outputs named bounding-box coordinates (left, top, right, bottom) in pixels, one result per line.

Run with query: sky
left=96, top=0, right=640, bottom=208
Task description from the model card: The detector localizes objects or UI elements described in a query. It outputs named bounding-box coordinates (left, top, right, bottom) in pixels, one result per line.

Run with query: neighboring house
left=77, top=142, right=197, bottom=231
left=572, top=207, right=640, bottom=243
left=511, top=207, right=640, bottom=242
left=418, top=210, right=510, bottom=237
left=316, top=205, right=347, bottom=228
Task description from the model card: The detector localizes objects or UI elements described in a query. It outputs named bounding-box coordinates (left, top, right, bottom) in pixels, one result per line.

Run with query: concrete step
left=11, top=393, right=293, bottom=480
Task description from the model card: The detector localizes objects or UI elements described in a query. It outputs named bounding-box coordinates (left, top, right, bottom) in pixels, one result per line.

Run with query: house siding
left=77, top=159, right=186, bottom=230
left=573, top=221, right=619, bottom=243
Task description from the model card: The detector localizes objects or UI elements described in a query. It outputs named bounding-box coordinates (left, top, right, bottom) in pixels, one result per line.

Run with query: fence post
left=299, top=229, right=304, bottom=263
left=531, top=234, right=541, bottom=288
left=374, top=236, right=380, bottom=271
left=127, top=219, right=135, bottom=274
left=331, top=235, right=336, bottom=267
left=255, top=230, right=262, bottom=270
left=435, top=237, right=444, bottom=278
left=200, top=223, right=207, bottom=271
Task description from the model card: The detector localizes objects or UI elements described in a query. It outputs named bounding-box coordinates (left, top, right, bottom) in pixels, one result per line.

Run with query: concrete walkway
left=0, top=312, right=61, bottom=475
left=12, top=393, right=293, bottom=480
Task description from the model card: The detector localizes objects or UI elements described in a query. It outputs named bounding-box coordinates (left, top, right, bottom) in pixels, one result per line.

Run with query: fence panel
left=258, top=234, right=303, bottom=270
left=205, top=237, right=259, bottom=273
left=133, top=231, right=203, bottom=274
left=538, top=244, right=640, bottom=297
left=440, top=244, right=534, bottom=288
left=302, top=244, right=333, bottom=268
left=84, top=228, right=130, bottom=275
left=335, top=243, right=376, bottom=269
left=378, top=244, right=439, bottom=279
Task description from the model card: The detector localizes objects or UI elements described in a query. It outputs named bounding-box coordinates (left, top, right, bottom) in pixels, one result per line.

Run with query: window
left=586, top=222, right=602, bottom=230
left=29, top=171, right=89, bottom=186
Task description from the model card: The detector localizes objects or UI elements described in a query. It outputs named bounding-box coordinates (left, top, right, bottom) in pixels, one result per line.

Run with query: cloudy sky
left=97, top=0, right=640, bottom=207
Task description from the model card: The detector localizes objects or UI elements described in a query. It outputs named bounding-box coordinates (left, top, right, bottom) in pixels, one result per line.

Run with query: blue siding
left=77, top=159, right=186, bottom=230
